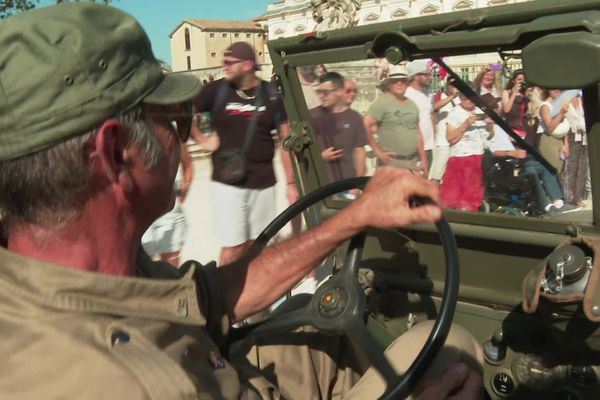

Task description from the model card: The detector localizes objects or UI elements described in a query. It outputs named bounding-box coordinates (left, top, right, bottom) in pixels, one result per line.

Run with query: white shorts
left=211, top=181, right=276, bottom=247
left=141, top=201, right=187, bottom=255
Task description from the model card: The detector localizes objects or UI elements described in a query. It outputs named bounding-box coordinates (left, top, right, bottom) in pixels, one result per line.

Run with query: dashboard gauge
left=512, top=354, right=555, bottom=390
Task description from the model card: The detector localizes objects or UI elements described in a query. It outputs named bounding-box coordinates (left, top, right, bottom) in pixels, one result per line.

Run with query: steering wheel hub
left=319, top=287, right=348, bottom=316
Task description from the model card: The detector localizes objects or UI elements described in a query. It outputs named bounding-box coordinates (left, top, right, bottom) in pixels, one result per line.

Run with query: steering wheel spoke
left=249, top=307, right=312, bottom=337
left=346, top=317, right=399, bottom=387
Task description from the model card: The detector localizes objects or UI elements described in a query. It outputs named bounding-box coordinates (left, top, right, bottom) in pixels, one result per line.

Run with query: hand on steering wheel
left=247, top=177, right=460, bottom=400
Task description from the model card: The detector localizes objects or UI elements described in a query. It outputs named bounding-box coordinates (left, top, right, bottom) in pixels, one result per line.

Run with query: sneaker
left=545, top=205, right=560, bottom=215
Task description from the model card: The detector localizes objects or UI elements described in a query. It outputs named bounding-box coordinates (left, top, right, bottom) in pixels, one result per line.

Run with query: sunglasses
left=316, top=88, right=337, bottom=96
left=223, top=59, right=244, bottom=66
left=146, top=102, right=193, bottom=143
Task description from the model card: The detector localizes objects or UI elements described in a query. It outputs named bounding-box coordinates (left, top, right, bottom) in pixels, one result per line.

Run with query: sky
left=40, top=0, right=274, bottom=66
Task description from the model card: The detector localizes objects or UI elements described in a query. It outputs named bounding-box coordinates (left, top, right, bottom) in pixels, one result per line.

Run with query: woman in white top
left=440, top=92, right=495, bottom=211
left=538, top=89, right=571, bottom=172
left=539, top=89, right=588, bottom=206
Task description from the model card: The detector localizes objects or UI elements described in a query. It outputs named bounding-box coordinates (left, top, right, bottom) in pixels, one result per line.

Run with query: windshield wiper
left=433, top=57, right=556, bottom=175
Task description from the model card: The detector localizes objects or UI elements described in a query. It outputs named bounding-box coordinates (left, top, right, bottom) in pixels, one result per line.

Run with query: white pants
left=211, top=181, right=276, bottom=247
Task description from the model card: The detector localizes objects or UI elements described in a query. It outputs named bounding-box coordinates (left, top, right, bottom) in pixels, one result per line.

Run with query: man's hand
left=321, top=146, right=343, bottom=161
left=509, top=149, right=527, bottom=159
left=350, top=167, right=441, bottom=229
left=417, top=363, right=483, bottom=400
left=375, top=149, right=395, bottom=165
left=464, top=114, right=479, bottom=128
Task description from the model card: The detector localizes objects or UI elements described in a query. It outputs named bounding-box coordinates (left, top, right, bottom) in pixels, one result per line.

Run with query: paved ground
left=179, top=152, right=293, bottom=266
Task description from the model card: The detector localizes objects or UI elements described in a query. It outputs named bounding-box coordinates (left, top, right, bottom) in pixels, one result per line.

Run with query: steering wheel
left=247, top=177, right=460, bottom=400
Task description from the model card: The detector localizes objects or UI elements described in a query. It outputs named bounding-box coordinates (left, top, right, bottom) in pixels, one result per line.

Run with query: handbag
left=213, top=83, right=264, bottom=184
left=213, top=148, right=247, bottom=184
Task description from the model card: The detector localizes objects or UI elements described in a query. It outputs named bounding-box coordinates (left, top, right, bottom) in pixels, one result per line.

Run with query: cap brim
left=386, top=74, right=408, bottom=80
left=143, top=74, right=201, bottom=105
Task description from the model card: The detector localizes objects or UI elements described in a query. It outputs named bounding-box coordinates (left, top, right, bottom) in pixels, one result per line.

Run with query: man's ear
left=93, top=119, right=130, bottom=187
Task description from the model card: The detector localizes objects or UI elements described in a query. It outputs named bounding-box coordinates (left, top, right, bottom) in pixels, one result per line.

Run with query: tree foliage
left=1, top=0, right=113, bottom=19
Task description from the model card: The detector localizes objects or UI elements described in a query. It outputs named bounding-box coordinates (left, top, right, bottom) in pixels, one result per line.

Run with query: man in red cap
left=194, top=42, right=299, bottom=265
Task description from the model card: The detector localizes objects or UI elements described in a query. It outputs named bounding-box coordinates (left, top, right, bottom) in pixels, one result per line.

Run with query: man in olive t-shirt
left=364, top=64, right=428, bottom=174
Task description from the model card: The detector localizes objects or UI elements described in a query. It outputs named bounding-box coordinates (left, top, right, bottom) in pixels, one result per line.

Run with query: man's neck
left=329, top=103, right=348, bottom=114
left=7, top=195, right=140, bottom=276
left=410, top=81, right=423, bottom=92
left=236, top=73, right=260, bottom=91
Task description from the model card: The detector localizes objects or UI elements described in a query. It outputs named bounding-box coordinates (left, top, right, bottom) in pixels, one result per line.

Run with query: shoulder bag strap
left=240, top=82, right=264, bottom=155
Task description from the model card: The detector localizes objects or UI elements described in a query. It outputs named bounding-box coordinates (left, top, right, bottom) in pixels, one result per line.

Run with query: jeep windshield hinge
left=283, top=120, right=313, bottom=152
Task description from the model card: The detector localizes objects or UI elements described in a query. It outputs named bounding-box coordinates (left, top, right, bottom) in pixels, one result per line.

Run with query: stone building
left=169, top=20, right=267, bottom=73
left=262, top=0, right=531, bottom=39
left=169, top=1, right=529, bottom=83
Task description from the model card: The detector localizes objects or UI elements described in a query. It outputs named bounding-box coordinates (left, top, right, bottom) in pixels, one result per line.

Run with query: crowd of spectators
left=306, top=62, right=591, bottom=216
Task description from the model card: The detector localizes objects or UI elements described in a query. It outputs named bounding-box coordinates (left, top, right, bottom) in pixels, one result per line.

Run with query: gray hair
left=0, top=106, right=163, bottom=227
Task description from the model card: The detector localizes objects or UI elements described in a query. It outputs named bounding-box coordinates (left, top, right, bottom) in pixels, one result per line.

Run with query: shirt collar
left=0, top=247, right=205, bottom=325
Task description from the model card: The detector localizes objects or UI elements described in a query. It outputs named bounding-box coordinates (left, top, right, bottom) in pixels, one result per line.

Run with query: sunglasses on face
left=146, top=102, right=193, bottom=143
left=316, top=88, right=337, bottom=96
left=223, top=59, right=244, bottom=66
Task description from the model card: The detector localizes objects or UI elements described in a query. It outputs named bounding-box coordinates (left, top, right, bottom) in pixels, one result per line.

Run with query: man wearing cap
left=364, top=64, right=428, bottom=173
left=0, top=3, right=483, bottom=399
left=406, top=59, right=436, bottom=166
left=193, top=41, right=299, bottom=266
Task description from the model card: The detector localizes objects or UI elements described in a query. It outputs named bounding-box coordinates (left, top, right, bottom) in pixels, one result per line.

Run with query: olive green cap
left=0, top=3, right=201, bottom=160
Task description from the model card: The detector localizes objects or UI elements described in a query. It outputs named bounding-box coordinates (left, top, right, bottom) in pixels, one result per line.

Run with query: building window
left=420, top=5, right=439, bottom=15
left=452, top=0, right=473, bottom=11
left=392, top=9, right=408, bottom=19
left=258, top=33, right=262, bottom=38
left=211, top=52, right=216, bottom=57
left=222, top=33, right=227, bottom=38
left=246, top=33, right=251, bottom=38
left=234, top=33, right=239, bottom=38
left=186, top=56, right=191, bottom=70
left=364, top=13, right=379, bottom=22
left=258, top=52, right=263, bottom=56
left=184, top=28, right=190, bottom=50
left=210, top=33, right=215, bottom=38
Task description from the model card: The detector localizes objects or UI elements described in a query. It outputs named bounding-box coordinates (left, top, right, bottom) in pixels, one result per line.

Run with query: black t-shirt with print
left=194, top=79, right=287, bottom=189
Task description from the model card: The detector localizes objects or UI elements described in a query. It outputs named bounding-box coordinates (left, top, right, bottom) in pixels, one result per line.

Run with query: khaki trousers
left=232, top=321, right=483, bottom=400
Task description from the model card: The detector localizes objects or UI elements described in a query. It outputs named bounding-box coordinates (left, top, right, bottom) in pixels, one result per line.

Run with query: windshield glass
left=300, top=51, right=593, bottom=223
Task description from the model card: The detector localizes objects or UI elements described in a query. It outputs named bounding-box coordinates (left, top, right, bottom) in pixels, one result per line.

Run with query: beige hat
left=384, top=64, right=409, bottom=81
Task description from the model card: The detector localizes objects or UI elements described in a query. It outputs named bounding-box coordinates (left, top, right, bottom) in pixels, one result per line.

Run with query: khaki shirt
left=0, top=247, right=241, bottom=399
